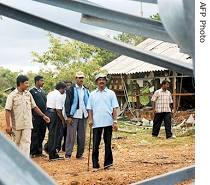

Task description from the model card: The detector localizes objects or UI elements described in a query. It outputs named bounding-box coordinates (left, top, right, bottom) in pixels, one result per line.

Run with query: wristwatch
left=113, top=120, right=117, bottom=124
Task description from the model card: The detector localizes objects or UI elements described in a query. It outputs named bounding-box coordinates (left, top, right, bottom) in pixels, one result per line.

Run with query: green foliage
left=115, top=33, right=145, bottom=46
left=0, top=67, right=18, bottom=91
left=31, top=31, right=148, bottom=91
left=0, top=92, right=7, bottom=109
left=32, top=34, right=119, bottom=90
left=150, top=13, right=161, bottom=21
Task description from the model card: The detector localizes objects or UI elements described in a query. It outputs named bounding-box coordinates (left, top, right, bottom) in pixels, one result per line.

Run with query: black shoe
left=104, top=164, right=113, bottom=170
left=65, top=154, right=71, bottom=160
left=49, top=154, right=64, bottom=161
left=76, top=154, right=83, bottom=159
left=31, top=153, right=47, bottom=158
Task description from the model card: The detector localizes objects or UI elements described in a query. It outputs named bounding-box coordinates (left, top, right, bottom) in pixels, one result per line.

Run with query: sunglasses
left=77, top=77, right=84, bottom=79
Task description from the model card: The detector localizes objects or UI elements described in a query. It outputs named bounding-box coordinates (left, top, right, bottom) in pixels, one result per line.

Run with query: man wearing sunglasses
left=65, top=71, right=89, bottom=160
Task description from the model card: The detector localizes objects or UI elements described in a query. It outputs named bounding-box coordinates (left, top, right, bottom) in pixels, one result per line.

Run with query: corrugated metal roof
left=102, top=38, right=192, bottom=74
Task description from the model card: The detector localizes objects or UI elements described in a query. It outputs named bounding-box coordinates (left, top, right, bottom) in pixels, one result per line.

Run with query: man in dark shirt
left=30, top=75, right=47, bottom=157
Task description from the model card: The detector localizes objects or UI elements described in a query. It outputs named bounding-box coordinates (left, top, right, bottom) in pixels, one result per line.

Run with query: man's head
left=75, top=71, right=85, bottom=86
left=34, top=75, right=44, bottom=88
left=55, top=82, right=67, bottom=94
left=161, top=80, right=170, bottom=91
left=63, top=80, right=72, bottom=89
left=16, top=75, right=29, bottom=91
left=95, top=73, right=108, bottom=89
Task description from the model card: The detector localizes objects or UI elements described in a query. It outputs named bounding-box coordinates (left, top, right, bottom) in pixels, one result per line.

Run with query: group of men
left=5, top=71, right=119, bottom=170
left=4, top=70, right=174, bottom=170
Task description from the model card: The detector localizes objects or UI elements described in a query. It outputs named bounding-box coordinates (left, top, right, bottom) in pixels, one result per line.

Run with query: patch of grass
left=116, top=121, right=195, bottom=147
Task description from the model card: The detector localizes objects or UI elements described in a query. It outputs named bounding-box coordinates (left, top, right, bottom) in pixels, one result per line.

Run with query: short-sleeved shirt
left=5, top=88, right=37, bottom=130
left=30, top=87, right=47, bottom=116
left=46, top=89, right=63, bottom=110
left=151, top=88, right=173, bottom=113
left=87, top=87, right=119, bottom=128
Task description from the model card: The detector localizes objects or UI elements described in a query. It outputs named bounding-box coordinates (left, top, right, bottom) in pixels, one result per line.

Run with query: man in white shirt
left=64, top=72, right=89, bottom=159
left=45, top=82, right=67, bottom=160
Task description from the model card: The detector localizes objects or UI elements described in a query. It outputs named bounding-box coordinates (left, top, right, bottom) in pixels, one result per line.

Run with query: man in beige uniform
left=5, top=75, right=50, bottom=157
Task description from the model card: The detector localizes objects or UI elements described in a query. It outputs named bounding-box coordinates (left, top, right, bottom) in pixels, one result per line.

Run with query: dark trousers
left=152, top=112, right=172, bottom=138
left=30, top=115, right=46, bottom=155
left=92, top=126, right=113, bottom=168
left=62, top=124, right=67, bottom=151
left=46, top=110, right=60, bottom=157
left=56, top=119, right=64, bottom=152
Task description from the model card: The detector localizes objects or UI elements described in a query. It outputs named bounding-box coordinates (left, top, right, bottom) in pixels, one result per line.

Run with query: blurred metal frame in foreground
left=131, top=165, right=195, bottom=185
left=0, top=133, right=56, bottom=185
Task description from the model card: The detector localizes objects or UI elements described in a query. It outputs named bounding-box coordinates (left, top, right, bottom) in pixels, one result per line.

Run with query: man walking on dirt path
left=5, top=75, right=50, bottom=157
left=87, top=72, right=119, bottom=170
left=64, top=72, right=89, bottom=160
left=45, top=82, right=67, bottom=161
left=30, top=75, right=47, bottom=158
left=151, top=80, right=175, bottom=139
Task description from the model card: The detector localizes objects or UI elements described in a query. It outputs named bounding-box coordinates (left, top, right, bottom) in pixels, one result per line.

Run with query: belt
left=47, top=108, right=56, bottom=112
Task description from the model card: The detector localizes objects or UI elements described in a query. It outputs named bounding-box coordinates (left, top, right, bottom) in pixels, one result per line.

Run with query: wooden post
left=172, top=72, right=177, bottom=112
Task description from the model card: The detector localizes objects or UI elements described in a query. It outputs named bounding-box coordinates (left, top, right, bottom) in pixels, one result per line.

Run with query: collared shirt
left=151, top=88, right=173, bottom=113
left=46, top=89, right=63, bottom=109
left=87, top=87, right=119, bottom=128
left=5, top=88, right=37, bottom=130
left=30, top=86, right=47, bottom=115
left=73, top=84, right=88, bottom=119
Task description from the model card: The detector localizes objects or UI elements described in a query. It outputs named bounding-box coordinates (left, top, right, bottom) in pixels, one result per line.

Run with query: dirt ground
left=0, top=111, right=195, bottom=185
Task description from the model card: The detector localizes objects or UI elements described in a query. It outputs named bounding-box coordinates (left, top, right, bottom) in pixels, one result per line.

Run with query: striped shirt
left=151, top=88, right=173, bottom=113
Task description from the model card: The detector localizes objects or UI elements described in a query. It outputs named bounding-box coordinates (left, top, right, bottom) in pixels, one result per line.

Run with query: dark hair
left=34, top=75, right=43, bottom=83
left=161, top=80, right=170, bottom=86
left=63, top=80, right=72, bottom=84
left=55, top=82, right=66, bottom=90
left=16, top=75, right=29, bottom=86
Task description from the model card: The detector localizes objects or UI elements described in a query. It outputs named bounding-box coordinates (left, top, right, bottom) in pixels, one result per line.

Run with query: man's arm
left=65, top=87, right=74, bottom=118
left=5, top=110, right=12, bottom=135
left=33, top=107, right=50, bottom=123
left=112, top=108, right=118, bottom=131
left=88, top=110, right=93, bottom=127
left=56, top=109, right=65, bottom=124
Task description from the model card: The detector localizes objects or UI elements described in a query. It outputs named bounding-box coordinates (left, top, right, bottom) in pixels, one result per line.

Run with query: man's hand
left=66, top=117, right=73, bottom=125
left=43, top=115, right=50, bottom=123
left=112, top=123, right=118, bottom=132
left=6, top=125, right=12, bottom=135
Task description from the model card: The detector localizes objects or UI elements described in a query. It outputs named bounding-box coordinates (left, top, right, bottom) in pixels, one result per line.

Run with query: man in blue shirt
left=65, top=71, right=89, bottom=159
left=87, top=72, right=119, bottom=169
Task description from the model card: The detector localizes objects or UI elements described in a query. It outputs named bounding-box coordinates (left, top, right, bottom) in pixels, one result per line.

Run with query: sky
left=0, top=0, right=158, bottom=72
